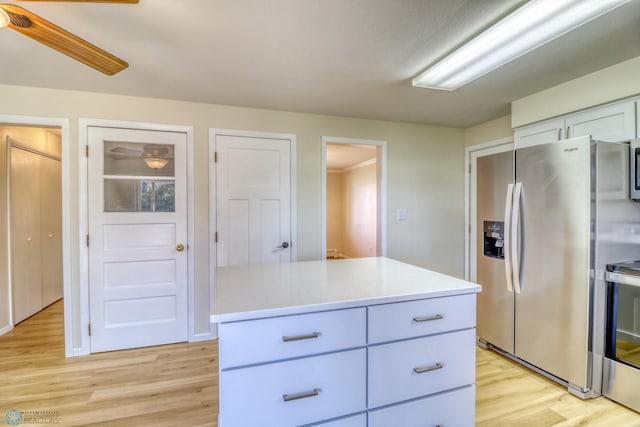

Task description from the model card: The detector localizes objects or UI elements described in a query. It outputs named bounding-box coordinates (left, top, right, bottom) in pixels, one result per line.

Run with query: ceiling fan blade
left=16, top=1, right=138, bottom=3
left=110, top=146, right=143, bottom=155
left=0, top=4, right=128, bottom=75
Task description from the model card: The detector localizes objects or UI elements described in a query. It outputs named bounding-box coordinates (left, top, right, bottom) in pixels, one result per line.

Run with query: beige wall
left=327, top=162, right=377, bottom=258
left=512, top=55, right=640, bottom=128
left=0, top=126, right=61, bottom=333
left=326, top=172, right=344, bottom=256
left=0, top=84, right=466, bottom=348
left=464, top=115, right=513, bottom=147
left=342, top=162, right=377, bottom=258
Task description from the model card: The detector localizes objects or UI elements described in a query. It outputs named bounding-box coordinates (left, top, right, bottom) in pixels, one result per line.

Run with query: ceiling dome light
left=143, top=157, right=168, bottom=170
left=0, top=8, right=10, bottom=28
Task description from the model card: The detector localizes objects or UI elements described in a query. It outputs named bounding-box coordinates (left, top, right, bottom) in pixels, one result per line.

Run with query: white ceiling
left=326, top=144, right=377, bottom=171
left=2, top=1, right=640, bottom=128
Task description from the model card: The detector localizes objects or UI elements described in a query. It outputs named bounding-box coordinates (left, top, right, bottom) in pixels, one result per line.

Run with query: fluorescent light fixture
left=143, top=157, right=168, bottom=170
left=412, top=0, right=632, bottom=91
left=0, top=8, right=10, bottom=28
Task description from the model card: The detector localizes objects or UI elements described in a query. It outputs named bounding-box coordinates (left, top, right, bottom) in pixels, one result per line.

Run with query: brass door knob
left=176, top=244, right=185, bottom=252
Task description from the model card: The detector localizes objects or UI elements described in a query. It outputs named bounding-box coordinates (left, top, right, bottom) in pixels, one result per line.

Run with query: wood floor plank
left=1, top=300, right=638, bottom=426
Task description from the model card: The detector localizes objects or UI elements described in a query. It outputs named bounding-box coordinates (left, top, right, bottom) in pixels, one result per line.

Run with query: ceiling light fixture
left=412, top=0, right=632, bottom=91
left=143, top=157, right=168, bottom=170
left=0, top=8, right=10, bottom=28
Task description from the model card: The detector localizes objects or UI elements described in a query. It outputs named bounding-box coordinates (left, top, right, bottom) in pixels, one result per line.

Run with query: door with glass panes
left=87, top=126, right=188, bottom=352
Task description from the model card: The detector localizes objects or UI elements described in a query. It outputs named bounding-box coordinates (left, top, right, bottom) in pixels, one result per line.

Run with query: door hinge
left=85, top=145, right=89, bottom=157
left=469, top=224, right=472, bottom=233
left=88, top=324, right=91, bottom=336
left=86, top=234, right=89, bottom=247
left=468, top=163, right=471, bottom=174
left=215, top=232, right=218, bottom=243
left=214, top=151, right=218, bottom=163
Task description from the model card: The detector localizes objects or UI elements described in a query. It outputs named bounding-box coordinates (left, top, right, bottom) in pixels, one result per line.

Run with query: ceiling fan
left=110, top=144, right=173, bottom=170
left=0, top=0, right=138, bottom=75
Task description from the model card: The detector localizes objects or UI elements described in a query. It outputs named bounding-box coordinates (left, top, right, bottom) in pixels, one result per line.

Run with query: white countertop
left=212, top=257, right=481, bottom=322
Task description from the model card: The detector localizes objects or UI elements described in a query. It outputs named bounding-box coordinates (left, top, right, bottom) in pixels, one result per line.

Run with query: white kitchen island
left=212, top=257, right=481, bottom=427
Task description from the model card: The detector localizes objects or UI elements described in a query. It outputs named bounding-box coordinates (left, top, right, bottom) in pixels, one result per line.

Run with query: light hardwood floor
left=0, top=301, right=218, bottom=426
left=1, top=301, right=639, bottom=426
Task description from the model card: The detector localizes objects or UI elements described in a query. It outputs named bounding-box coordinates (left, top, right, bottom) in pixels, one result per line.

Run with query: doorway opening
left=321, top=136, right=387, bottom=260
left=1, top=124, right=64, bottom=337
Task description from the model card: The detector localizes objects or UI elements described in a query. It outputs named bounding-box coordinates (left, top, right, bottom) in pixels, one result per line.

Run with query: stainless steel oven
left=604, top=261, right=640, bottom=412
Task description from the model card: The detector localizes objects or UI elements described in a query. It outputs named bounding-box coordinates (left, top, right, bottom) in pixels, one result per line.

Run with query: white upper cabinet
left=515, top=100, right=636, bottom=149
left=566, top=102, right=635, bottom=142
left=514, top=118, right=564, bottom=149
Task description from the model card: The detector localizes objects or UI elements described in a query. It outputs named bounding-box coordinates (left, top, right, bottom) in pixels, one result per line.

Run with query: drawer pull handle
left=282, top=388, right=321, bottom=402
left=413, top=362, right=443, bottom=374
left=413, top=314, right=443, bottom=322
left=282, top=332, right=321, bottom=342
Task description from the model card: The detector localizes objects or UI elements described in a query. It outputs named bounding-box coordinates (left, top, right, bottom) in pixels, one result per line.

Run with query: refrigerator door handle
left=511, top=182, right=523, bottom=294
left=504, top=183, right=514, bottom=293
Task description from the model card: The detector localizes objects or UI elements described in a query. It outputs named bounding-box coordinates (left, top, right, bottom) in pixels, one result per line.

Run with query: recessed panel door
left=88, top=126, right=188, bottom=353
left=215, top=134, right=292, bottom=266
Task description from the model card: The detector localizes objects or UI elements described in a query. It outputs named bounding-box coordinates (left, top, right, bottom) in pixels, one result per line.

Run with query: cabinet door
left=514, top=118, right=564, bottom=149
left=10, top=147, right=42, bottom=324
left=567, top=101, right=635, bottom=141
left=40, top=156, right=63, bottom=307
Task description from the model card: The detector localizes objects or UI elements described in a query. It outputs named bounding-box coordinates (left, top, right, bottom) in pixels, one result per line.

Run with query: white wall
left=0, top=84, right=466, bottom=347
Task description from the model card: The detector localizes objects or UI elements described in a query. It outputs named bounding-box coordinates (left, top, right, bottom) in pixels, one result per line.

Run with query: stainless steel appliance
left=630, top=139, right=640, bottom=201
left=476, top=136, right=640, bottom=398
left=604, top=261, right=640, bottom=412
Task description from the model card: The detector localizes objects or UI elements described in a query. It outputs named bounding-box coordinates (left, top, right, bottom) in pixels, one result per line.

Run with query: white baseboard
left=0, top=323, right=13, bottom=337
left=192, top=321, right=218, bottom=341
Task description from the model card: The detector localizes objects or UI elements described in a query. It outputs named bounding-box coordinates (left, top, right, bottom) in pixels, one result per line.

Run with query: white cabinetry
left=216, top=292, right=476, bottom=426
left=514, top=118, right=564, bottom=149
left=515, top=101, right=636, bottom=149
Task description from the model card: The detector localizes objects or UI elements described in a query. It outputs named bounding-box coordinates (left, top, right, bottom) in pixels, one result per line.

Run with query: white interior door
left=215, top=133, right=292, bottom=266
left=88, top=126, right=188, bottom=353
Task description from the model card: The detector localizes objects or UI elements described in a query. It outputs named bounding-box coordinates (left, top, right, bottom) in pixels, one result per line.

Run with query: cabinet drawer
left=219, top=349, right=366, bottom=427
left=368, top=385, right=474, bottom=427
left=368, top=329, right=475, bottom=408
left=303, top=413, right=367, bottom=426
left=219, top=307, right=366, bottom=369
left=368, top=294, right=475, bottom=344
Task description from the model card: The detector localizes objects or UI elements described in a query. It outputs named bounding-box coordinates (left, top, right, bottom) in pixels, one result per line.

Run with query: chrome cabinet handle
left=277, top=241, right=290, bottom=249
left=413, top=362, right=443, bottom=374
left=282, top=388, right=321, bottom=402
left=413, top=314, right=443, bottom=322
left=282, top=332, right=320, bottom=342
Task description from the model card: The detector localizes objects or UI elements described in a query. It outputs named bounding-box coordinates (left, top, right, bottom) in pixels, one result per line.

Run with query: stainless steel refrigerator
left=476, top=136, right=640, bottom=398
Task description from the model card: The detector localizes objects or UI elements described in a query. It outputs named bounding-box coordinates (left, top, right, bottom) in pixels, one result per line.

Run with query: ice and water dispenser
left=483, top=221, right=504, bottom=259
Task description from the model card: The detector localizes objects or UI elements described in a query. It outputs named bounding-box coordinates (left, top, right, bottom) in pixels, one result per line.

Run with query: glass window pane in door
left=104, top=141, right=175, bottom=177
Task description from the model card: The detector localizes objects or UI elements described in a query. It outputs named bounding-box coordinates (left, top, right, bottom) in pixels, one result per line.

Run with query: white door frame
left=464, top=137, right=513, bottom=282
left=321, top=136, right=387, bottom=259
left=0, top=115, right=70, bottom=340
left=208, top=129, right=297, bottom=311
left=78, top=118, right=198, bottom=356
